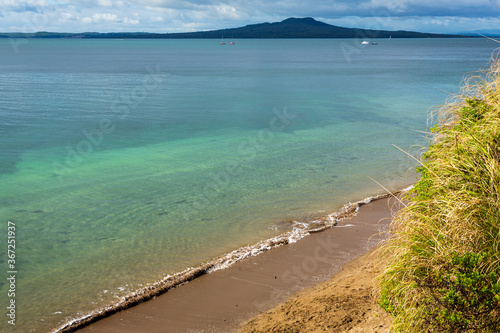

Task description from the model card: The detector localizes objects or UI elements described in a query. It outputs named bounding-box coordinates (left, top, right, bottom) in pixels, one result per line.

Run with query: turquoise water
left=0, top=38, right=497, bottom=332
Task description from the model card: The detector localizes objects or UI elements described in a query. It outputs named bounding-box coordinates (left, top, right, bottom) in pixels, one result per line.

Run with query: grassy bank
left=378, top=57, right=500, bottom=332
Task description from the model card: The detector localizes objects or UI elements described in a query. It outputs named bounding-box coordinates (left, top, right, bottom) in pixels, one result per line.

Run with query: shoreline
left=237, top=248, right=393, bottom=332
left=60, top=190, right=404, bottom=333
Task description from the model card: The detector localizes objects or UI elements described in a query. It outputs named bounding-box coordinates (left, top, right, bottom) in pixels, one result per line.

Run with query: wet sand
left=236, top=249, right=393, bottom=332
left=77, top=196, right=398, bottom=333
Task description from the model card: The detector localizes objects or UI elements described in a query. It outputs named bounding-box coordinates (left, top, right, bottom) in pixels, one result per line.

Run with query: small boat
left=361, top=41, right=370, bottom=45
left=229, top=42, right=235, bottom=45
left=219, top=36, right=225, bottom=45
left=371, top=42, right=378, bottom=45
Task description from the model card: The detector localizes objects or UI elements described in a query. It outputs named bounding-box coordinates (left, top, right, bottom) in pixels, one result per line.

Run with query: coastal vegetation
left=378, top=56, right=500, bottom=331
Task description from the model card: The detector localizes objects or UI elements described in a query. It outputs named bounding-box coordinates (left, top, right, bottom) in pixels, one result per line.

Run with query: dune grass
left=377, top=56, right=500, bottom=332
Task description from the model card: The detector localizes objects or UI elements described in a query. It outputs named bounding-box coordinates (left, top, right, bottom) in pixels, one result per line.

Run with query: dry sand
left=236, top=249, right=392, bottom=333
left=76, top=196, right=398, bottom=333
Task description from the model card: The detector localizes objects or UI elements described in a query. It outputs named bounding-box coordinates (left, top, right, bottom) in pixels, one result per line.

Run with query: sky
left=1, top=0, right=500, bottom=34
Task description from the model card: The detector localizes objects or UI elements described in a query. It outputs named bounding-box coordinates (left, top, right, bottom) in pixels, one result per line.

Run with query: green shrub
left=420, top=252, right=500, bottom=332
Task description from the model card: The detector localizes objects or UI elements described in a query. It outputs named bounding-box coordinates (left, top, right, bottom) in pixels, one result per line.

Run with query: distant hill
left=165, top=17, right=460, bottom=39
left=0, top=17, right=464, bottom=39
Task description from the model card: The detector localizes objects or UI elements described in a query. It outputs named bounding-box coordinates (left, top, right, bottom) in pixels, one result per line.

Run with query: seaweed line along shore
left=54, top=189, right=408, bottom=333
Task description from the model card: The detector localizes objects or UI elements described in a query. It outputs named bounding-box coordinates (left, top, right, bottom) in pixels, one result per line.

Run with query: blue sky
left=1, top=0, right=500, bottom=33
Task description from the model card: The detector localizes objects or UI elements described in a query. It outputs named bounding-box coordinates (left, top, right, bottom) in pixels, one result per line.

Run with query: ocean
left=0, top=38, right=497, bottom=332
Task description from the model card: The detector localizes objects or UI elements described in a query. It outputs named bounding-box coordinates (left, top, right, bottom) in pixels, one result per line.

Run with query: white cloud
left=58, top=11, right=74, bottom=22
left=369, top=0, right=500, bottom=16
left=130, top=0, right=211, bottom=10
left=97, top=0, right=113, bottom=6
left=370, top=0, right=407, bottom=13
left=215, top=4, right=240, bottom=19
left=123, top=16, right=139, bottom=24
left=82, top=13, right=119, bottom=23
left=0, top=0, right=48, bottom=6
left=427, top=18, right=450, bottom=26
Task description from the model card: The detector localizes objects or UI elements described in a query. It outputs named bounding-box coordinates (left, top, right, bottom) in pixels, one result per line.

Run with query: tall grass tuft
left=378, top=55, right=500, bottom=332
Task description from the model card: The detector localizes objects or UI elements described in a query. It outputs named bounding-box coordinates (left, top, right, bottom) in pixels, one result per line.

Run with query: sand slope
left=236, top=250, right=392, bottom=332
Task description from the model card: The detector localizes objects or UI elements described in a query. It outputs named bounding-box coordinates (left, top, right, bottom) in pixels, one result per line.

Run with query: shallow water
left=0, top=38, right=497, bottom=332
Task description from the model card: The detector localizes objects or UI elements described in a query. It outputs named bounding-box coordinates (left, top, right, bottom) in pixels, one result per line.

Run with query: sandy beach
left=236, top=249, right=393, bottom=332
left=73, top=195, right=398, bottom=333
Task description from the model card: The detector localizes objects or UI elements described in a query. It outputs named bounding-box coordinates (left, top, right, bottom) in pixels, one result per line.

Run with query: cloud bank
left=0, top=0, right=499, bottom=33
